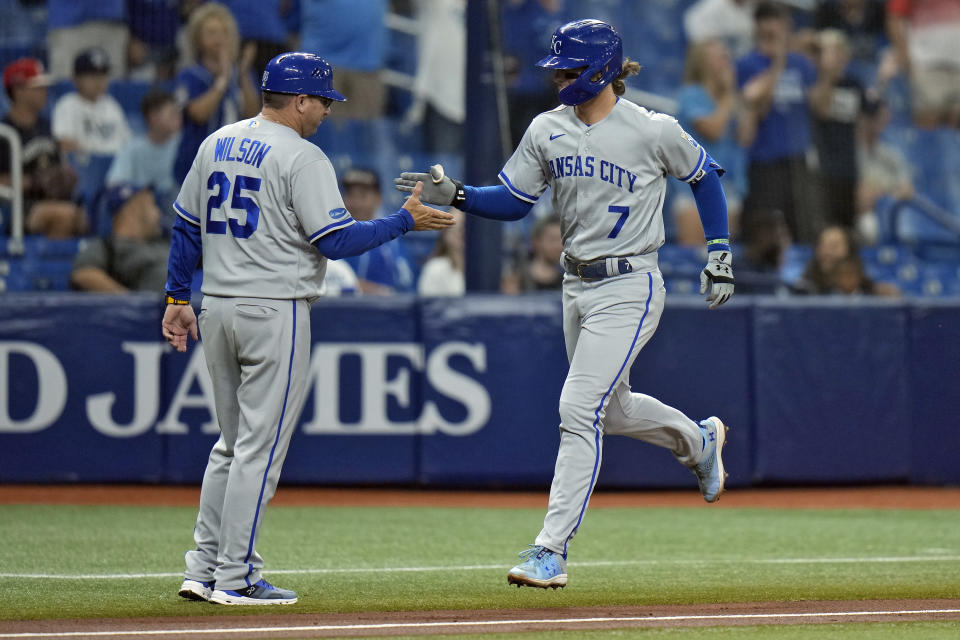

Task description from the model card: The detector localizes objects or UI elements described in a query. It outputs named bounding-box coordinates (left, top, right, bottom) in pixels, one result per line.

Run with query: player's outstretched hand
left=700, top=250, right=735, bottom=309
left=162, top=303, right=199, bottom=353
left=394, top=164, right=461, bottom=206
left=402, top=181, right=456, bottom=231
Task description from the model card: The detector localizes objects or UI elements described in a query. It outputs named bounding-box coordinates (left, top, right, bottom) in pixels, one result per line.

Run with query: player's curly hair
left=612, top=58, right=642, bottom=96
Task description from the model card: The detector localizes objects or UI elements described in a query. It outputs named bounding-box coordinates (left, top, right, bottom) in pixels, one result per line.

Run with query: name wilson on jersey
left=212, top=136, right=272, bottom=167
left=548, top=155, right=639, bottom=192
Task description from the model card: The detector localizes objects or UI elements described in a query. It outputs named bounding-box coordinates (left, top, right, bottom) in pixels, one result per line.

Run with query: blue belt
left=564, top=256, right=634, bottom=281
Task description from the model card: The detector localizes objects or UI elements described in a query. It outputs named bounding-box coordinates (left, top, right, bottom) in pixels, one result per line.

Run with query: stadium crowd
left=1, top=0, right=959, bottom=297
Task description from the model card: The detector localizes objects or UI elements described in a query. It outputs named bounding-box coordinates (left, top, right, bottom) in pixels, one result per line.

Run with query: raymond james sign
left=0, top=340, right=491, bottom=437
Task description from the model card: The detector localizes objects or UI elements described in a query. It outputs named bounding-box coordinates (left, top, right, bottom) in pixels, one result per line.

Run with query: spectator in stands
left=418, top=209, right=465, bottom=296
left=501, top=0, right=564, bottom=148
left=173, top=2, right=259, bottom=183
left=46, top=0, right=129, bottom=80
left=737, top=2, right=822, bottom=245
left=52, top=48, right=132, bottom=156
left=223, top=0, right=295, bottom=77
left=127, top=0, right=182, bottom=82
left=1, top=58, right=84, bottom=239
left=300, top=0, right=387, bottom=120
left=70, top=183, right=169, bottom=292
left=105, top=89, right=182, bottom=219
left=684, top=0, right=758, bottom=57
left=810, top=29, right=865, bottom=230
left=812, top=0, right=887, bottom=85
left=405, top=0, right=467, bottom=153
left=340, top=168, right=416, bottom=294
left=674, top=38, right=747, bottom=246
left=887, top=0, right=960, bottom=129
left=857, top=93, right=914, bottom=244
left=737, top=207, right=792, bottom=294
left=826, top=253, right=882, bottom=294
left=794, top=224, right=899, bottom=295
left=517, top=212, right=564, bottom=291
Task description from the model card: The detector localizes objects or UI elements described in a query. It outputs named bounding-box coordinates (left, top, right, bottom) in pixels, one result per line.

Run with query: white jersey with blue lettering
left=173, top=116, right=354, bottom=299
left=498, top=98, right=707, bottom=262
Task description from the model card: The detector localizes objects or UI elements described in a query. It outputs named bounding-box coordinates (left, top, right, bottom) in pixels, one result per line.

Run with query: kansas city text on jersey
left=548, top=154, right=639, bottom=192
left=212, top=136, right=272, bottom=168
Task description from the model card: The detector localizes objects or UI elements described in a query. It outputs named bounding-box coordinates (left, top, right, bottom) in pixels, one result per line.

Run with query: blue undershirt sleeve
left=314, top=209, right=414, bottom=260
left=689, top=165, right=730, bottom=253
left=164, top=215, right=202, bottom=298
left=462, top=185, right=533, bottom=221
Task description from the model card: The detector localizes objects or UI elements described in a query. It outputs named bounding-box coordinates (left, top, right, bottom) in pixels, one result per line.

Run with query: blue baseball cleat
left=209, top=578, right=298, bottom=605
left=507, top=545, right=568, bottom=589
left=178, top=578, right=213, bottom=601
left=693, top=416, right=728, bottom=503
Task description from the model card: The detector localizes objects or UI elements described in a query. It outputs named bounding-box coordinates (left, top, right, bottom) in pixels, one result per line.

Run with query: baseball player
left=162, top=52, right=453, bottom=605
left=396, top=19, right=733, bottom=589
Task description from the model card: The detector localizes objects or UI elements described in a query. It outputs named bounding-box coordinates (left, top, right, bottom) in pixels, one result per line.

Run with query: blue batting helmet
left=536, top=19, right=623, bottom=106
left=260, top=52, right=346, bottom=102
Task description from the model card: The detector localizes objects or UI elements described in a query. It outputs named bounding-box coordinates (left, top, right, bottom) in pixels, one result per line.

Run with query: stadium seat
left=779, top=244, right=813, bottom=285
left=658, top=243, right=703, bottom=279
left=0, top=256, right=28, bottom=291
left=663, top=275, right=699, bottom=295
left=0, top=253, right=73, bottom=292
left=108, top=79, right=152, bottom=115
left=67, top=153, right=115, bottom=236
left=861, top=244, right=913, bottom=268
left=20, top=235, right=81, bottom=258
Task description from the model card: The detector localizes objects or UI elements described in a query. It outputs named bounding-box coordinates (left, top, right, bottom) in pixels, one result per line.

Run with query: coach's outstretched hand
left=402, top=181, right=457, bottom=231
left=162, top=304, right=198, bottom=353
left=700, top=250, right=735, bottom=309
left=395, top=164, right=462, bottom=206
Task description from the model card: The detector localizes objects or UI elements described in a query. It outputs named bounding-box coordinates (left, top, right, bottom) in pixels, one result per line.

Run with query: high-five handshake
left=399, top=179, right=457, bottom=231
left=395, top=163, right=465, bottom=208
left=396, top=163, right=734, bottom=309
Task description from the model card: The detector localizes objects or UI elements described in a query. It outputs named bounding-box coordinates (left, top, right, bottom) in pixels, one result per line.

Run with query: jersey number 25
left=206, top=171, right=262, bottom=238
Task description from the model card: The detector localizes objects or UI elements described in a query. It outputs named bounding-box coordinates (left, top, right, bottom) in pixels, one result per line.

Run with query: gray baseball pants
left=184, top=296, right=311, bottom=590
left=535, top=267, right=705, bottom=556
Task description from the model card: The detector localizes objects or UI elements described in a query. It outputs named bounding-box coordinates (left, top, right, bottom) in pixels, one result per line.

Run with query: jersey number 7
left=607, top=205, right=629, bottom=239
left=206, top=171, right=262, bottom=238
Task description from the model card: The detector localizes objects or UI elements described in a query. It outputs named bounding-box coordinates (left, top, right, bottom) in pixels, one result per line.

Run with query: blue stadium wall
left=1, top=293, right=958, bottom=487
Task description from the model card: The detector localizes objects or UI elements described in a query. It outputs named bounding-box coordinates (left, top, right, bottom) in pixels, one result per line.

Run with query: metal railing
left=0, top=122, right=24, bottom=256
left=887, top=194, right=960, bottom=243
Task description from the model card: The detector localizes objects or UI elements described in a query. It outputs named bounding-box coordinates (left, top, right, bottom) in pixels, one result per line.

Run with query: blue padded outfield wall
left=0, top=293, right=958, bottom=486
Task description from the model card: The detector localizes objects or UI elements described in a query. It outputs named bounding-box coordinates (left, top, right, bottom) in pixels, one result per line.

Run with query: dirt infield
left=2, top=486, right=958, bottom=638
left=2, top=484, right=959, bottom=509
left=2, top=600, right=959, bottom=639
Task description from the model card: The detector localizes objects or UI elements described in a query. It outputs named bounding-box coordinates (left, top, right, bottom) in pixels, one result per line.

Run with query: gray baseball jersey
left=178, top=115, right=350, bottom=592
left=174, top=117, right=355, bottom=300
left=499, top=98, right=712, bottom=560
left=499, top=98, right=708, bottom=261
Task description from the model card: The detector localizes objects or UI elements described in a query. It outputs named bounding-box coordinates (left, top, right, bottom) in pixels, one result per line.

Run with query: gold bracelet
left=165, top=295, right=190, bottom=305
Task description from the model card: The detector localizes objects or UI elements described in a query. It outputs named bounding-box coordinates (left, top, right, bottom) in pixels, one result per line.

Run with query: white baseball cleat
left=693, top=416, right=728, bottom=503
left=507, top=545, right=568, bottom=589
left=178, top=578, right=213, bottom=601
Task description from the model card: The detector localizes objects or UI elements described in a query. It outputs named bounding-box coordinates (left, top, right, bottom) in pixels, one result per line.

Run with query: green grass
left=1, top=504, right=958, bottom=622
left=386, top=624, right=960, bottom=639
